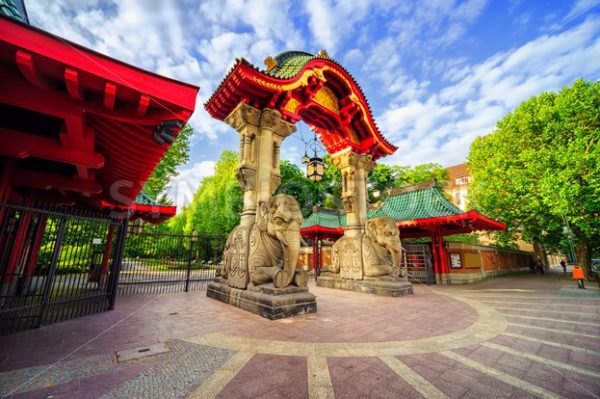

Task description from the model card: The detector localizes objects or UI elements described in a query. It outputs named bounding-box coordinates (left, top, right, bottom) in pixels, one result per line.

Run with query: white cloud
left=304, top=0, right=379, bottom=53
left=565, top=0, right=600, bottom=21
left=167, top=161, right=216, bottom=208
left=378, top=16, right=600, bottom=167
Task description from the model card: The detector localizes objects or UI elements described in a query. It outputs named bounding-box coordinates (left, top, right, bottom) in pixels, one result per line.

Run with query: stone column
left=332, top=149, right=376, bottom=236
left=255, top=108, right=295, bottom=206
left=357, top=153, right=376, bottom=225
left=225, top=103, right=261, bottom=227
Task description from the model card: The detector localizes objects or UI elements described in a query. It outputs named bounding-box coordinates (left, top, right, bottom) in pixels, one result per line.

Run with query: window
left=455, top=176, right=470, bottom=185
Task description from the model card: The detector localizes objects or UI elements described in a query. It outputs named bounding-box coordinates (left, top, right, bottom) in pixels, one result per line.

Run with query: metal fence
left=0, top=202, right=126, bottom=335
left=118, top=230, right=226, bottom=296
left=403, top=244, right=435, bottom=285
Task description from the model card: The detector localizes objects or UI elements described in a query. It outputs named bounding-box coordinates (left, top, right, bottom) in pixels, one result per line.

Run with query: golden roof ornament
left=316, top=49, right=329, bottom=58
left=264, top=56, right=278, bottom=71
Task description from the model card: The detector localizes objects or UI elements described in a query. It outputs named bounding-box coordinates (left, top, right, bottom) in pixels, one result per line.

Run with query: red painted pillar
left=431, top=230, right=440, bottom=275
left=311, top=238, right=317, bottom=271
left=23, top=215, right=47, bottom=277
left=0, top=159, right=13, bottom=227
left=3, top=211, right=32, bottom=283
left=438, top=230, right=449, bottom=275
left=317, top=239, right=321, bottom=270
left=100, top=225, right=115, bottom=274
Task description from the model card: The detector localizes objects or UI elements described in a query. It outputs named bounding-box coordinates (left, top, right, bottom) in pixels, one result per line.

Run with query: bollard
left=572, top=266, right=585, bottom=289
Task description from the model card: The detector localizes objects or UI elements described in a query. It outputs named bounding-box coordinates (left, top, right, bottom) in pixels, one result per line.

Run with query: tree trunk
left=576, top=242, right=592, bottom=280
left=533, top=242, right=547, bottom=269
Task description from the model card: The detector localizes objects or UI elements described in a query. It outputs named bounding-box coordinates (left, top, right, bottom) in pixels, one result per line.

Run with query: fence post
left=108, top=215, right=128, bottom=310
left=37, top=216, right=67, bottom=328
left=185, top=232, right=195, bottom=292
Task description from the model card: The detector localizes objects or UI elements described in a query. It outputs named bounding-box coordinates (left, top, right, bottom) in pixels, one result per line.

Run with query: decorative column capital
left=225, top=102, right=261, bottom=131
left=331, top=149, right=360, bottom=169
left=260, top=108, right=296, bottom=138
left=358, top=154, right=376, bottom=173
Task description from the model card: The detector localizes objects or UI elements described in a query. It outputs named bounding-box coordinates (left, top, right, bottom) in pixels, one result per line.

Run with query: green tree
left=142, top=124, right=193, bottom=202
left=276, top=161, right=314, bottom=217
left=468, top=79, right=600, bottom=277
left=367, top=163, right=449, bottom=202
left=175, top=151, right=243, bottom=235
left=400, top=163, right=449, bottom=186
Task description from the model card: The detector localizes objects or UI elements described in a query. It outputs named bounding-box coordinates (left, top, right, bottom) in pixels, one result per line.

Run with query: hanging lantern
left=301, top=152, right=310, bottom=165
left=307, top=156, right=325, bottom=182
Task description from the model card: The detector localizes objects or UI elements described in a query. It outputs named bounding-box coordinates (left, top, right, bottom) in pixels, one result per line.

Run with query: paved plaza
left=0, top=269, right=598, bottom=399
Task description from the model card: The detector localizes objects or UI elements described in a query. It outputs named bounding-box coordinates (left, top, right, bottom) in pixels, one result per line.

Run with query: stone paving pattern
left=0, top=268, right=598, bottom=398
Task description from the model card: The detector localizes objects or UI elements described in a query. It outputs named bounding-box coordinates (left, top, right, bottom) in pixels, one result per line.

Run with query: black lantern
left=301, top=130, right=326, bottom=182
left=306, top=157, right=325, bottom=182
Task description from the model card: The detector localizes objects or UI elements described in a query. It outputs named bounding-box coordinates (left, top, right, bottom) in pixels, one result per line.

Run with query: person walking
left=560, top=259, right=567, bottom=274
left=536, top=258, right=544, bottom=275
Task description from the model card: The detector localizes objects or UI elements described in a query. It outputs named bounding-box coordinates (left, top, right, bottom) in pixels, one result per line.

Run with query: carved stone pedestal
left=207, top=278, right=317, bottom=320
left=317, top=273, right=413, bottom=297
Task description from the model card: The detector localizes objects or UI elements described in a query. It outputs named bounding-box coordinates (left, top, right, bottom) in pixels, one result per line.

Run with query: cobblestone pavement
left=0, top=268, right=598, bottom=398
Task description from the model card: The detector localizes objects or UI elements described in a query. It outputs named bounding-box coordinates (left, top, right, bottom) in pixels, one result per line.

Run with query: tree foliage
left=367, top=163, right=449, bottom=202
left=142, top=124, right=193, bottom=203
left=166, top=149, right=453, bottom=237
left=468, top=79, right=600, bottom=276
left=171, top=151, right=242, bottom=235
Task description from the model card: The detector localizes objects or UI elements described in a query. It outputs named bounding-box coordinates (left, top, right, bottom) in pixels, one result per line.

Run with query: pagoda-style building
left=0, top=10, right=197, bottom=333
left=301, top=180, right=506, bottom=284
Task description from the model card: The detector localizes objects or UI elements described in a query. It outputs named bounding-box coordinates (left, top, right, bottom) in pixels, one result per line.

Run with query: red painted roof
left=205, top=53, right=396, bottom=160
left=0, top=16, right=199, bottom=219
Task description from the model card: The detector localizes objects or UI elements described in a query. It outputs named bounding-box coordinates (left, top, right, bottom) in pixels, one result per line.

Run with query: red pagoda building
left=301, top=180, right=506, bottom=284
left=0, top=11, right=198, bottom=333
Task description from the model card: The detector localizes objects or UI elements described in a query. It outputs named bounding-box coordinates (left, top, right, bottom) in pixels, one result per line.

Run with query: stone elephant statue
left=362, top=217, right=403, bottom=278
left=248, top=194, right=306, bottom=288
left=327, top=216, right=404, bottom=280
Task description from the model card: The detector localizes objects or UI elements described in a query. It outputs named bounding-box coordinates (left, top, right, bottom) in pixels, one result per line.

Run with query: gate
left=403, top=244, right=435, bottom=285
left=119, top=231, right=226, bottom=296
left=0, top=202, right=126, bottom=335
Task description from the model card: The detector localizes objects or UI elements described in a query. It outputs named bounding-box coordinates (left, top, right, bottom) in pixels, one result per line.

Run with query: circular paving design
left=185, top=291, right=508, bottom=357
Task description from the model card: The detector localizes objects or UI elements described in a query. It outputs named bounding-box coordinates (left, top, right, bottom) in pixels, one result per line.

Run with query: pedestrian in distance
left=560, top=259, right=567, bottom=274
left=536, top=258, right=544, bottom=275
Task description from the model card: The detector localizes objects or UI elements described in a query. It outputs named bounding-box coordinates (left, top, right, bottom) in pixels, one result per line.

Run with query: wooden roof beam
left=0, top=128, right=104, bottom=168
left=137, top=94, right=150, bottom=115
left=64, top=68, right=84, bottom=100
left=15, top=50, right=54, bottom=90
left=12, top=170, right=103, bottom=194
left=104, top=82, right=117, bottom=110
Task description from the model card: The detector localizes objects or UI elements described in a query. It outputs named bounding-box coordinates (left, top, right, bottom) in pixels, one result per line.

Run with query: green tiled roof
left=265, top=51, right=316, bottom=79
left=302, top=181, right=463, bottom=229
left=134, top=191, right=158, bottom=206
left=369, top=187, right=463, bottom=221
left=301, top=207, right=346, bottom=229
left=0, top=0, right=24, bottom=22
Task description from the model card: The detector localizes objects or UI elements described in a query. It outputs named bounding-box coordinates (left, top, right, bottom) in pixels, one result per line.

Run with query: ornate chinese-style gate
left=205, top=51, right=398, bottom=288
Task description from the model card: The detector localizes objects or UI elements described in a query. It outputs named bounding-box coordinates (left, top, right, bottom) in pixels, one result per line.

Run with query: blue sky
left=26, top=0, right=600, bottom=207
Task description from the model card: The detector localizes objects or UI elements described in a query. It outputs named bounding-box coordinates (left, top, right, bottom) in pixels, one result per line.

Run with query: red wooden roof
left=0, top=16, right=199, bottom=219
left=205, top=51, right=396, bottom=160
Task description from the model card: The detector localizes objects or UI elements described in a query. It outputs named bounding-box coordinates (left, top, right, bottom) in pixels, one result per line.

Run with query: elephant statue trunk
left=247, top=193, right=305, bottom=289
left=273, top=225, right=301, bottom=288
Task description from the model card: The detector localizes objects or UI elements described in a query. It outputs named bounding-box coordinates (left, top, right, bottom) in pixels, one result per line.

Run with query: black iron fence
left=118, top=230, right=226, bottom=296
left=0, top=202, right=127, bottom=335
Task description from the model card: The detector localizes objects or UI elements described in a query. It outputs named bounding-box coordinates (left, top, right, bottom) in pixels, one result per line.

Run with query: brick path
left=0, top=268, right=598, bottom=398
